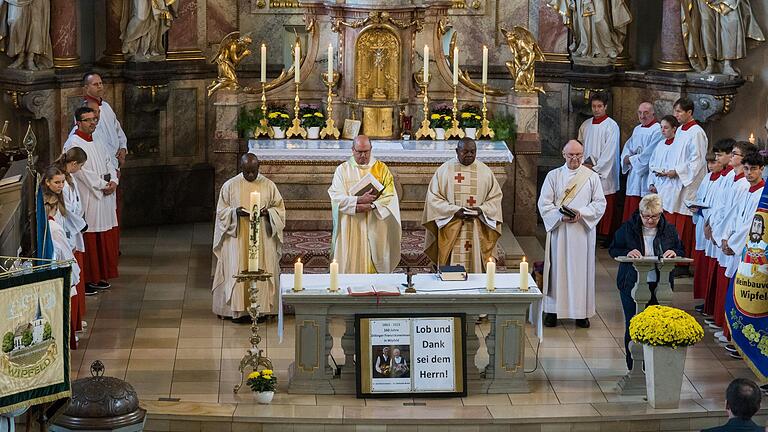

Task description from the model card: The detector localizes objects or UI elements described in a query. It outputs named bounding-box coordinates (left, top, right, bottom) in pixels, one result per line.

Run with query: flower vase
left=435, top=128, right=446, bottom=140
left=643, top=344, right=687, bottom=408
left=255, top=391, right=274, bottom=404
left=464, top=128, right=477, bottom=139
left=272, top=127, right=285, bottom=139
left=307, top=127, right=321, bottom=139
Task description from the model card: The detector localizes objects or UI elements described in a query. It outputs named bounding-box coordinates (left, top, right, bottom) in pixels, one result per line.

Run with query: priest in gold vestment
left=212, top=153, right=286, bottom=321
left=329, top=135, right=402, bottom=273
left=422, top=138, right=503, bottom=272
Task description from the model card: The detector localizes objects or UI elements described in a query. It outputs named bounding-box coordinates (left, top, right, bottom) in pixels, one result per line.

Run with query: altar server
left=538, top=140, right=606, bottom=328
left=422, top=138, right=503, bottom=273
left=212, top=153, right=285, bottom=321
left=82, top=72, right=128, bottom=172
left=64, top=106, right=119, bottom=291
left=328, top=135, right=401, bottom=273
left=690, top=153, right=724, bottom=302
left=620, top=102, right=662, bottom=221
left=577, top=93, right=620, bottom=238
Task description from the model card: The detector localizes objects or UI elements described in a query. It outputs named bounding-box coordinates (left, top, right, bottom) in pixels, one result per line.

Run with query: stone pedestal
left=657, top=0, right=691, bottom=72
left=167, top=0, right=205, bottom=61
left=101, top=0, right=126, bottom=65
left=509, top=92, right=541, bottom=236
left=51, top=0, right=79, bottom=68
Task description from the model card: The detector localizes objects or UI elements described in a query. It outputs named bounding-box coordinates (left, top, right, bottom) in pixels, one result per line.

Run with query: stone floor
left=67, top=223, right=760, bottom=428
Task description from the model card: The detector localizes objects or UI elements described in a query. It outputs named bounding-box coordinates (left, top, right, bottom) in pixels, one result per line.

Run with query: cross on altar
left=454, top=172, right=465, bottom=183
left=464, top=240, right=472, bottom=251
left=467, top=196, right=477, bottom=207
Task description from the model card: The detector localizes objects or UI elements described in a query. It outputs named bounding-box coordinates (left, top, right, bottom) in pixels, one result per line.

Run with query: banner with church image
left=0, top=267, right=71, bottom=414
left=726, top=191, right=768, bottom=383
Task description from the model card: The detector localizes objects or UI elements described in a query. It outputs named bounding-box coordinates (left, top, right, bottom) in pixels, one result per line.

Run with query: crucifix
left=371, top=44, right=387, bottom=100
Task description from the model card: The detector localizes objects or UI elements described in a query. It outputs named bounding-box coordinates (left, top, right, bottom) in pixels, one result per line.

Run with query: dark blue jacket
left=702, top=417, right=765, bottom=431
left=608, top=211, right=685, bottom=293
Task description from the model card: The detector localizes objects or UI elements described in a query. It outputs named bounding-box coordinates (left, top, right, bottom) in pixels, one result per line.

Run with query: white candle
left=327, top=43, right=333, bottom=81
left=749, top=133, right=756, bottom=144
left=520, top=256, right=529, bottom=291
left=453, top=47, right=459, bottom=85
left=293, top=258, right=303, bottom=291
left=329, top=259, right=339, bottom=292
left=482, top=45, right=488, bottom=85
left=423, top=45, right=429, bottom=83
left=486, top=257, right=496, bottom=292
left=294, top=43, right=301, bottom=83
left=260, top=44, right=267, bottom=83
left=248, top=191, right=261, bottom=272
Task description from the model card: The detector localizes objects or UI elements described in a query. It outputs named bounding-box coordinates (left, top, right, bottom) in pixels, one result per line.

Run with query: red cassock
left=598, top=193, right=616, bottom=236
left=82, top=228, right=120, bottom=283
left=622, top=195, right=641, bottom=223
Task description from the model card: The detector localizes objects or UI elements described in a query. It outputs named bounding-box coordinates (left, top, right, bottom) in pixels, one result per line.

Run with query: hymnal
left=559, top=205, right=577, bottom=219
left=438, top=265, right=467, bottom=281
left=584, top=155, right=597, bottom=166
left=349, top=173, right=384, bottom=197
left=685, top=200, right=709, bottom=210
left=462, top=208, right=479, bottom=216
left=347, top=284, right=401, bottom=296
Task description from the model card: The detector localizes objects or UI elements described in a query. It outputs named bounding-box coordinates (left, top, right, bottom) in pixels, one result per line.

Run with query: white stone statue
left=548, top=0, right=631, bottom=62
left=681, top=0, right=765, bottom=76
left=0, top=0, right=53, bottom=70
left=120, top=0, right=175, bottom=61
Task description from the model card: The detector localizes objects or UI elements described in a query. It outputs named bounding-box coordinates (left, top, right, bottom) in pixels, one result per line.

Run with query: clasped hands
left=455, top=207, right=483, bottom=220
left=355, top=190, right=378, bottom=213
left=101, top=181, right=117, bottom=196
left=236, top=207, right=269, bottom=218
left=627, top=249, right=677, bottom=259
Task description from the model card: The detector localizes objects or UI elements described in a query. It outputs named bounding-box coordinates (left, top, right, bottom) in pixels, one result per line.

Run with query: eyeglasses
left=640, top=213, right=661, bottom=220
left=352, top=148, right=370, bottom=155
left=79, top=117, right=98, bottom=123
left=563, top=153, right=583, bottom=160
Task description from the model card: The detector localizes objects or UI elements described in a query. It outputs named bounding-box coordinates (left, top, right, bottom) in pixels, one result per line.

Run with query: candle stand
left=286, top=83, right=307, bottom=139
left=232, top=269, right=274, bottom=393
left=445, top=84, right=465, bottom=139
left=320, top=72, right=341, bottom=139
left=415, top=84, right=436, bottom=140
left=477, top=84, right=495, bottom=139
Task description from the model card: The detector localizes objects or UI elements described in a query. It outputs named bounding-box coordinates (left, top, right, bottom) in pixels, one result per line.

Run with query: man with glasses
left=538, top=140, right=606, bottom=328
left=328, top=135, right=401, bottom=273
left=620, top=102, right=662, bottom=222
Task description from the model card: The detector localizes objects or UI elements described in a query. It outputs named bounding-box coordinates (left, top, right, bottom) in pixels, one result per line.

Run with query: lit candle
left=327, top=43, right=333, bottom=81
left=486, top=257, right=496, bottom=292
left=261, top=44, right=267, bottom=83
left=248, top=191, right=261, bottom=272
left=293, top=258, right=303, bottom=292
left=519, top=256, right=529, bottom=291
left=329, top=259, right=339, bottom=292
left=294, top=43, right=301, bottom=83
left=749, top=133, right=756, bottom=144
left=482, top=45, right=488, bottom=85
left=453, top=47, right=459, bottom=85
left=423, top=45, right=429, bottom=83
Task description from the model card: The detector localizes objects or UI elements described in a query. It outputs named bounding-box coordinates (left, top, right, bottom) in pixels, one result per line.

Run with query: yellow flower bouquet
left=246, top=369, right=277, bottom=393
left=266, top=106, right=290, bottom=129
left=629, top=305, right=704, bottom=348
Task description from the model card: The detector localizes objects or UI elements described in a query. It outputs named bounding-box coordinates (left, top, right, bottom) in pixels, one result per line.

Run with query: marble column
left=101, top=0, right=126, bottom=65
left=509, top=92, right=541, bottom=237
left=656, top=0, right=692, bottom=71
left=167, top=0, right=205, bottom=61
left=51, top=0, right=79, bottom=68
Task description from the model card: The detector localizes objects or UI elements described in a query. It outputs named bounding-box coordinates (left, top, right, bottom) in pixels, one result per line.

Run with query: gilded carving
left=333, top=11, right=423, bottom=33
left=207, top=32, right=252, bottom=97
left=355, top=28, right=400, bottom=101
left=501, top=26, right=545, bottom=93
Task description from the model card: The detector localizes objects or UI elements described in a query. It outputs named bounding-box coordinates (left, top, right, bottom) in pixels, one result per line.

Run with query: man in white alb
left=620, top=101, right=662, bottom=221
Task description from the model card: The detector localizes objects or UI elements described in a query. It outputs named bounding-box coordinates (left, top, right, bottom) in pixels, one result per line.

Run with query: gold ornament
left=501, top=26, right=545, bottom=94
left=207, top=32, right=252, bottom=97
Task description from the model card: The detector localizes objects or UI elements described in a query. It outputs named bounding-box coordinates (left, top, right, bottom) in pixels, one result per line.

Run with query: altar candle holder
left=477, top=84, right=495, bottom=139
left=232, top=269, right=274, bottom=393
left=445, top=84, right=465, bottom=139
left=286, top=83, right=307, bottom=139
left=320, top=72, right=341, bottom=139
left=415, top=83, right=436, bottom=140
left=254, top=83, right=274, bottom=138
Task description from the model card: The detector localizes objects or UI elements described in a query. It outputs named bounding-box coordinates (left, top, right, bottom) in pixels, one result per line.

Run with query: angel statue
left=501, top=26, right=545, bottom=93
left=207, top=32, right=253, bottom=97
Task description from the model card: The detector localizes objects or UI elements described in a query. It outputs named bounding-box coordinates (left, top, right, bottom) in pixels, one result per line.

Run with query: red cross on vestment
left=464, top=240, right=472, bottom=251
left=466, top=196, right=477, bottom=207
left=454, top=172, right=465, bottom=183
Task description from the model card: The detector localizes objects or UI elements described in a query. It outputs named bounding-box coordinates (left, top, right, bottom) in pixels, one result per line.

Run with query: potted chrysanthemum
left=430, top=105, right=452, bottom=140
left=267, top=106, right=290, bottom=139
left=299, top=105, right=325, bottom=139
left=629, top=305, right=704, bottom=408
left=247, top=369, right=277, bottom=404
left=459, top=105, right=482, bottom=139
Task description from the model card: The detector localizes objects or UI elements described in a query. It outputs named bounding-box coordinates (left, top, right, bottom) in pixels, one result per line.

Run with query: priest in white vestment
left=328, top=135, right=401, bottom=274
left=538, top=140, right=607, bottom=328
left=577, top=93, right=620, bottom=237
left=422, top=138, right=503, bottom=273
left=620, top=102, right=662, bottom=221
left=212, top=153, right=285, bottom=321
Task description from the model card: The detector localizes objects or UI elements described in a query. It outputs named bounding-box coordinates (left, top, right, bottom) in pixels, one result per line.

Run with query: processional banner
left=0, top=267, right=71, bottom=414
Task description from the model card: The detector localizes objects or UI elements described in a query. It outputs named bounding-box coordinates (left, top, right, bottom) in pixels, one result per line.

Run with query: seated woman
left=609, top=193, right=685, bottom=370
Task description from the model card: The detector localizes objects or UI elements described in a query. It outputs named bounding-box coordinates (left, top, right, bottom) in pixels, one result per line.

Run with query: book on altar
left=685, top=200, right=709, bottom=210
left=347, top=284, right=401, bottom=296
left=349, top=173, right=384, bottom=197
left=438, top=265, right=467, bottom=281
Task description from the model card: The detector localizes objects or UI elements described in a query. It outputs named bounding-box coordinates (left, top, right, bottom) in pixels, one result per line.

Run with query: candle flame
left=262, top=43, right=266, bottom=48
left=297, top=258, right=301, bottom=264
left=749, top=133, right=756, bottom=144
left=488, top=257, right=494, bottom=263
left=522, top=256, right=527, bottom=263
left=332, top=259, right=336, bottom=264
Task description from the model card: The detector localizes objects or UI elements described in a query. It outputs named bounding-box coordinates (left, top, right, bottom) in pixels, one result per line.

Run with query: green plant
left=266, top=106, right=291, bottom=129
left=299, top=105, right=326, bottom=128
left=2, top=332, right=13, bottom=353
left=43, top=322, right=51, bottom=341
left=247, top=369, right=277, bottom=392
left=430, top=105, right=452, bottom=129
left=236, top=107, right=264, bottom=137
left=22, top=329, right=32, bottom=347
left=459, top=105, right=482, bottom=128
left=489, top=114, right=517, bottom=142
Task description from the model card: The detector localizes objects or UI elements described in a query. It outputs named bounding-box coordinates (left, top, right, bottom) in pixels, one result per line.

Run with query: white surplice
left=62, top=177, right=86, bottom=253
left=648, top=138, right=691, bottom=215
left=702, top=168, right=733, bottom=258
left=620, top=121, right=663, bottom=197
left=692, top=171, right=720, bottom=252
left=538, top=165, right=606, bottom=319
left=711, top=172, right=750, bottom=264
left=674, top=121, right=708, bottom=209
left=578, top=116, right=621, bottom=195
left=725, top=182, right=764, bottom=277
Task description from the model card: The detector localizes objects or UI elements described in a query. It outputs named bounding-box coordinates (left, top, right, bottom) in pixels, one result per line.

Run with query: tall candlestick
left=248, top=191, right=261, bottom=272
left=423, top=45, right=429, bottom=83
left=453, top=47, right=459, bottom=85
left=329, top=259, right=339, bottom=292
left=749, top=132, right=756, bottom=144
left=486, top=257, right=496, bottom=292
left=482, top=45, right=488, bottom=85
left=293, top=258, right=303, bottom=291
left=519, top=256, right=529, bottom=291
left=294, top=43, right=301, bottom=83
left=327, top=44, right=333, bottom=81
left=261, top=44, right=267, bottom=83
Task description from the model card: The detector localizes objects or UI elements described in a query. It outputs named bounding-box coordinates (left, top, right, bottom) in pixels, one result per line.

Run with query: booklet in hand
left=559, top=205, right=577, bottom=219
left=462, top=208, right=479, bottom=216
left=350, top=173, right=385, bottom=197
left=584, top=155, right=597, bottom=167
left=685, top=200, right=709, bottom=210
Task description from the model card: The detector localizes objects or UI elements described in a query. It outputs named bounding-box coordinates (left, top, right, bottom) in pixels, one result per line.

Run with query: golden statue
left=207, top=32, right=253, bottom=97
left=501, top=26, right=545, bottom=94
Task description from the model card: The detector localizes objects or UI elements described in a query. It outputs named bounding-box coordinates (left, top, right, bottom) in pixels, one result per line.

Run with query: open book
left=350, top=173, right=384, bottom=197
left=347, top=284, right=401, bottom=296
left=685, top=200, right=709, bottom=210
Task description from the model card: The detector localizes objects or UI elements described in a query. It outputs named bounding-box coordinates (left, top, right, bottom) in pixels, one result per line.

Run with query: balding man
left=620, top=102, right=662, bottom=221
left=328, top=135, right=401, bottom=273
left=538, top=140, right=607, bottom=328
left=212, top=153, right=285, bottom=322
left=422, top=138, right=503, bottom=273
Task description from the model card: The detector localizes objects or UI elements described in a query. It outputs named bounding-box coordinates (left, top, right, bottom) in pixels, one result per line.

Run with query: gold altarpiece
left=355, top=26, right=400, bottom=137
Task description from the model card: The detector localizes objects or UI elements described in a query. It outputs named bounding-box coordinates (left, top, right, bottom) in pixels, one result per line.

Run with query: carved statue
left=207, top=32, right=252, bottom=97
left=681, top=0, right=764, bottom=76
left=0, top=0, right=53, bottom=70
left=548, top=0, right=631, bottom=61
left=502, top=26, right=545, bottom=93
left=120, top=0, right=176, bottom=61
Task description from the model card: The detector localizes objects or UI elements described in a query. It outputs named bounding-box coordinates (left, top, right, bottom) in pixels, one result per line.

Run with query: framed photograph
left=355, top=313, right=466, bottom=398
left=342, top=119, right=362, bottom=140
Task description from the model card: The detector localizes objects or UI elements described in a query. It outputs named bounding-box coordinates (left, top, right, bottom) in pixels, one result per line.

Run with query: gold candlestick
left=232, top=270, right=274, bottom=393
left=445, top=84, right=464, bottom=139
left=477, top=84, right=495, bottom=139
left=320, top=72, right=340, bottom=139
left=286, top=83, right=307, bottom=139
left=415, top=84, right=436, bottom=140
left=254, top=83, right=274, bottom=138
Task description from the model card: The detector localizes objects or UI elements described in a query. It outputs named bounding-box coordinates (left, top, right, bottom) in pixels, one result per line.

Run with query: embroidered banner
left=0, top=267, right=71, bottom=414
